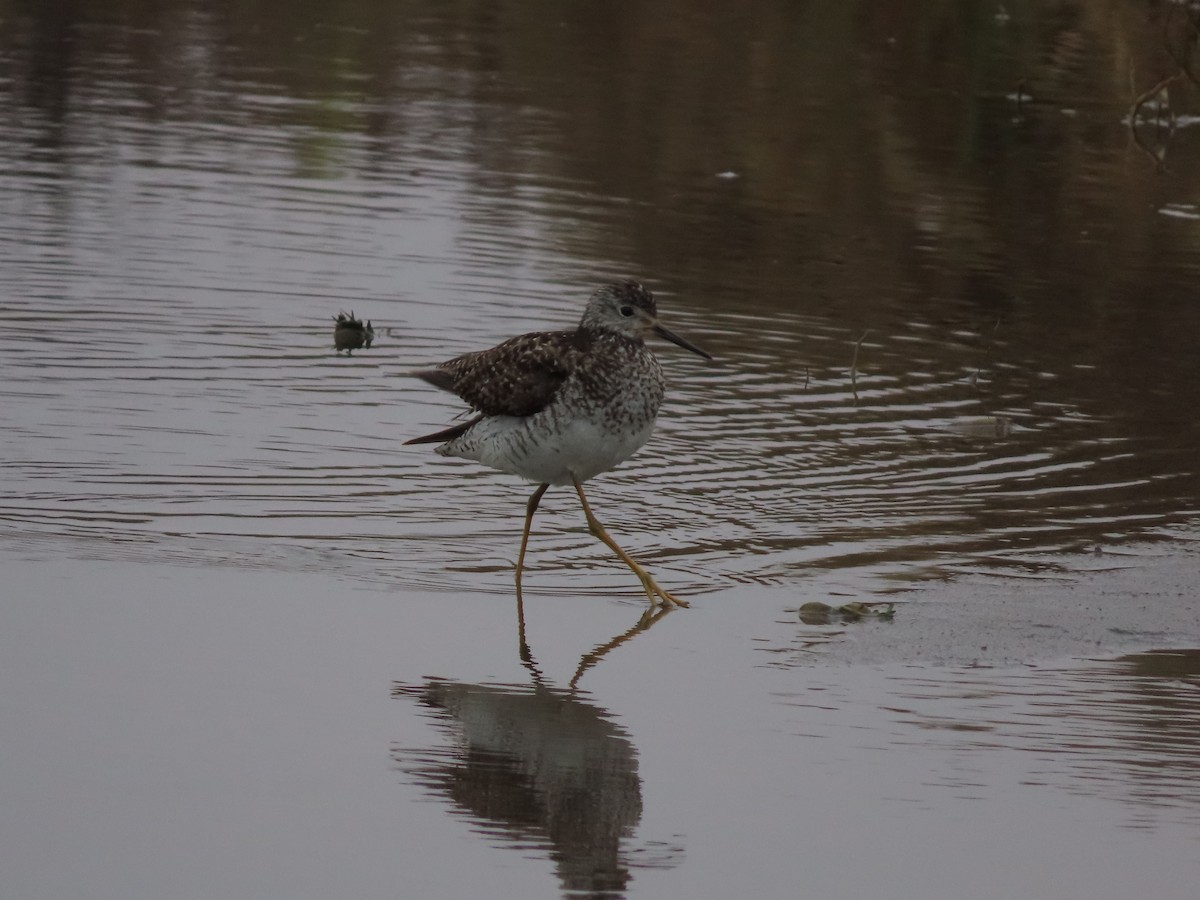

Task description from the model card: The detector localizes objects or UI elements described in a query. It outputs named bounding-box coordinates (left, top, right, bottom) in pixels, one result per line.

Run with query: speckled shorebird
left=405, top=280, right=711, bottom=607
left=334, top=311, right=374, bottom=354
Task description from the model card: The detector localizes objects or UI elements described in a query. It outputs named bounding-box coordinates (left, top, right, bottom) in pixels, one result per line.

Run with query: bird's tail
left=403, top=415, right=482, bottom=445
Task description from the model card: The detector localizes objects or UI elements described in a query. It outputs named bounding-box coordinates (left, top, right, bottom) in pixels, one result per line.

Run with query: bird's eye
left=619, top=306, right=635, bottom=317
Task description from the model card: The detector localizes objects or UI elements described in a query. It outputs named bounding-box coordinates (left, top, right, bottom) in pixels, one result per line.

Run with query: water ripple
left=2, top=278, right=1192, bottom=599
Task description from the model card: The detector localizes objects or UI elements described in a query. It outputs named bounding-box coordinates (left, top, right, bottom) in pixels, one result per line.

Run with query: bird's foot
left=635, top=569, right=690, bottom=608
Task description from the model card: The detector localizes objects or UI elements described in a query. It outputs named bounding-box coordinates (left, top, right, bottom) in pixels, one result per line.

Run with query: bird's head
left=580, top=280, right=711, bottom=360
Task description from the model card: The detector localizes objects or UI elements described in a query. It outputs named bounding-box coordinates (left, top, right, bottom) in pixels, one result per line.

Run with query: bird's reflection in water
left=392, top=601, right=682, bottom=898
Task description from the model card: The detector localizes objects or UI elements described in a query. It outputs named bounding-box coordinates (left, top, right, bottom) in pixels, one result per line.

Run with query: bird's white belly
left=441, top=411, right=656, bottom=486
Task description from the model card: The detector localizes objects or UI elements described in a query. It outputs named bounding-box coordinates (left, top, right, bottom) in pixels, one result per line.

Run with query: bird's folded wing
left=411, top=330, right=582, bottom=418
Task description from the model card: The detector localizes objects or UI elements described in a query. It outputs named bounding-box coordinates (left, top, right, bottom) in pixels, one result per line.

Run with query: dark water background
left=2, top=2, right=1199, bottom=898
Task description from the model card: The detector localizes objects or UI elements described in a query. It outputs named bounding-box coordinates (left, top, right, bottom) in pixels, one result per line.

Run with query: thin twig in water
left=1128, top=73, right=1180, bottom=169
left=1131, top=74, right=1177, bottom=126
left=1163, top=5, right=1200, bottom=89
left=850, top=330, right=869, bottom=402
left=974, top=317, right=1002, bottom=388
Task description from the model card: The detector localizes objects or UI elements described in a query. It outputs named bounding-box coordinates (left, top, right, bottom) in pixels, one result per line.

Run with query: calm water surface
left=2, top=2, right=1199, bottom=898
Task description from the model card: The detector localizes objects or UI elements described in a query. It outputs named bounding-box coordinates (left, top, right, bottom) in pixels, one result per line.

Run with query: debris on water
left=334, top=311, right=375, bottom=354
left=799, top=601, right=896, bottom=625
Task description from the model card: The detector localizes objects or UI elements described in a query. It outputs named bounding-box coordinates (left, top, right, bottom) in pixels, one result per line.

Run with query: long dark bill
left=653, top=323, right=713, bottom=360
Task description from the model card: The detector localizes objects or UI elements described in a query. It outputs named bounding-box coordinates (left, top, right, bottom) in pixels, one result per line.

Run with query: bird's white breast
left=443, top=411, right=655, bottom=486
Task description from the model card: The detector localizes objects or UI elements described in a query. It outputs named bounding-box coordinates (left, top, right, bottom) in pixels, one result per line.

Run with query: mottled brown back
left=412, top=329, right=589, bottom=417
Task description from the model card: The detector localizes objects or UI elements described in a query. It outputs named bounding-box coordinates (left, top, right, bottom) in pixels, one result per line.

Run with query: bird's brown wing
left=411, top=330, right=584, bottom=418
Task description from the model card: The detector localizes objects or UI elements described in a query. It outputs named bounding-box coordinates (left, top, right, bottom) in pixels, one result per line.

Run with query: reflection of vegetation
left=4, top=0, right=1199, bottom=434
left=1120, top=648, right=1200, bottom=681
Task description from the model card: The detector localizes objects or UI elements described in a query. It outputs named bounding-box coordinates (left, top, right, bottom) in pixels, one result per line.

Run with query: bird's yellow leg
left=515, top=483, right=549, bottom=599
left=570, top=476, right=689, bottom=608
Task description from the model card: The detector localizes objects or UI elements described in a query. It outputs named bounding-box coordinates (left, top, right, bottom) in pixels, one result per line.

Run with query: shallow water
left=5, top=556, right=1200, bottom=899
left=2, top=2, right=1200, bottom=898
